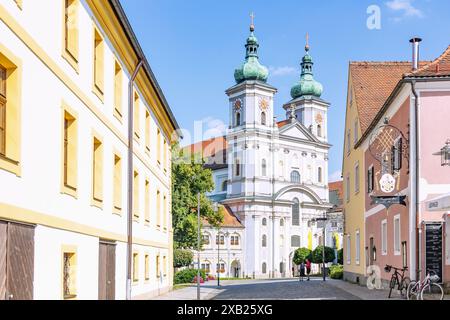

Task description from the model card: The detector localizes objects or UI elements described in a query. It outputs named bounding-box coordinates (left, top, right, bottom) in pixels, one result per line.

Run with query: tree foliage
left=311, top=246, right=335, bottom=264
left=173, top=249, right=194, bottom=268
left=172, top=144, right=224, bottom=249
left=293, top=248, right=312, bottom=265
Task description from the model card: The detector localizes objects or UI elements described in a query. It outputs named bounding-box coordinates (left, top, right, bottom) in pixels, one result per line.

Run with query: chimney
left=410, top=37, right=422, bottom=71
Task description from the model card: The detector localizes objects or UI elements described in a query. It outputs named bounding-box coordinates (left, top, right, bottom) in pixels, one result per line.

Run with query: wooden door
left=5, top=222, right=35, bottom=300
left=0, top=221, right=7, bottom=300
left=98, top=241, right=116, bottom=300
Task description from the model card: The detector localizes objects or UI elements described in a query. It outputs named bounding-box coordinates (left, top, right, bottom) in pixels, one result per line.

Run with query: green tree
left=172, top=144, right=224, bottom=249
left=293, top=248, right=312, bottom=265
left=173, top=249, right=194, bottom=268
left=311, top=246, right=335, bottom=264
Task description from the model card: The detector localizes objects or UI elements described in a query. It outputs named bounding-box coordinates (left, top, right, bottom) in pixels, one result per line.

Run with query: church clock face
left=259, top=98, right=269, bottom=111
left=234, top=99, right=242, bottom=111
left=315, top=113, right=323, bottom=124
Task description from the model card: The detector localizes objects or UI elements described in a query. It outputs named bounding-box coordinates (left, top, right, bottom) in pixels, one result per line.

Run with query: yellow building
left=0, top=0, right=179, bottom=299
left=342, top=62, right=416, bottom=285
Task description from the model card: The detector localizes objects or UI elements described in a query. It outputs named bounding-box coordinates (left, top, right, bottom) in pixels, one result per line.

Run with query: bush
left=293, top=248, right=312, bottom=265
left=337, top=248, right=344, bottom=265
left=174, top=269, right=206, bottom=284
left=173, top=249, right=194, bottom=268
left=311, top=246, right=335, bottom=264
left=329, top=264, right=343, bottom=279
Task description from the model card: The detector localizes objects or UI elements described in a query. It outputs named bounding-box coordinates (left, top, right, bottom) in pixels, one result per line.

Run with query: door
left=0, top=221, right=35, bottom=300
left=98, top=241, right=116, bottom=300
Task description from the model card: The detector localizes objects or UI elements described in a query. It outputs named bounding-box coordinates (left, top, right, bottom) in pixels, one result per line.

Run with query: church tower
left=224, top=16, right=278, bottom=278
left=284, top=35, right=329, bottom=143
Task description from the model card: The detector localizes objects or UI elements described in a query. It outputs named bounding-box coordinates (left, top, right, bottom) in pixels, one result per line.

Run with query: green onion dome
left=291, top=44, right=323, bottom=99
left=234, top=24, right=269, bottom=84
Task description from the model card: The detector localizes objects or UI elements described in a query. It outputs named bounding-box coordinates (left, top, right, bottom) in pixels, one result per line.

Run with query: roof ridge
left=407, top=45, right=450, bottom=76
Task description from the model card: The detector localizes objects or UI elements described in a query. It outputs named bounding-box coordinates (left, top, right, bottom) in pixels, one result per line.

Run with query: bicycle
left=384, top=265, right=411, bottom=298
left=406, top=270, right=444, bottom=300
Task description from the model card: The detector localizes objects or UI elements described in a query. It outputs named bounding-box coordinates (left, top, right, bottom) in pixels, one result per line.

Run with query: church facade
left=192, top=22, right=338, bottom=279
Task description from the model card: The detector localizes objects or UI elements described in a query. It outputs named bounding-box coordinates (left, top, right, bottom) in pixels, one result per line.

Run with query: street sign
left=370, top=195, right=407, bottom=209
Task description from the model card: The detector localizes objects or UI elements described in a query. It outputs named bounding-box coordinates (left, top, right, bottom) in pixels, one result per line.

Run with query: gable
left=282, top=126, right=309, bottom=140
left=279, top=121, right=320, bottom=143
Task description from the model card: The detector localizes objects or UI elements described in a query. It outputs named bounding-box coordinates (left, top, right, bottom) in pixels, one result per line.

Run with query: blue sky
left=121, top=0, right=450, bottom=181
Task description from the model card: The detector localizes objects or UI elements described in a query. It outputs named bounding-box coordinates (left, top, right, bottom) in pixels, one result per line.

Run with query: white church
left=189, top=21, right=340, bottom=279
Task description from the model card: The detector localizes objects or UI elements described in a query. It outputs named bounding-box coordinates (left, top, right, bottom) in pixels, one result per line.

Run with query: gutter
left=108, top=0, right=181, bottom=136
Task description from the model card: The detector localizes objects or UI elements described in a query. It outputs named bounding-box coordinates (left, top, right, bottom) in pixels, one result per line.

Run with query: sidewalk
left=327, top=279, right=450, bottom=300
left=150, top=284, right=224, bottom=300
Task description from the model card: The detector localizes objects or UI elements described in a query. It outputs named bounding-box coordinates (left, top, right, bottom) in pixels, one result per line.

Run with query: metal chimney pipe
left=410, top=37, right=422, bottom=71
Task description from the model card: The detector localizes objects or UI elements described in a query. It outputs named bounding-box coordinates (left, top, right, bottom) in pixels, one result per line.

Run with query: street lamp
left=433, top=139, right=450, bottom=166
left=196, top=193, right=201, bottom=300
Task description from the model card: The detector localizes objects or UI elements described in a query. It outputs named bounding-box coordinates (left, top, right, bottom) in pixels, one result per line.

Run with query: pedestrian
left=299, top=262, right=305, bottom=282
left=305, top=259, right=312, bottom=281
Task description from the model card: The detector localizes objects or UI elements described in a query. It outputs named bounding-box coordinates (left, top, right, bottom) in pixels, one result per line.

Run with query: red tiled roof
left=202, top=205, right=243, bottom=228
left=329, top=180, right=344, bottom=211
left=277, top=120, right=290, bottom=128
left=405, top=45, right=450, bottom=78
left=184, top=136, right=228, bottom=158
left=349, top=61, right=428, bottom=135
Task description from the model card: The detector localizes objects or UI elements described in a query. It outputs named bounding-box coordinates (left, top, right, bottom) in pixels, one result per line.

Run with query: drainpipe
left=411, top=80, right=421, bottom=282
left=126, top=60, right=144, bottom=300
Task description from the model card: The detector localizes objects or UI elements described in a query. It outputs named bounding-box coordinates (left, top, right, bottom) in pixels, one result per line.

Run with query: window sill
left=61, top=185, right=78, bottom=199
left=64, top=294, right=77, bottom=300
left=394, top=252, right=401, bottom=256
left=92, top=85, right=104, bottom=104
left=62, top=50, right=79, bottom=74
left=132, top=280, right=139, bottom=286
left=91, top=198, right=103, bottom=209
left=0, top=154, right=21, bottom=177
left=133, top=216, right=140, bottom=223
left=114, top=109, right=123, bottom=124
left=113, top=206, right=122, bottom=216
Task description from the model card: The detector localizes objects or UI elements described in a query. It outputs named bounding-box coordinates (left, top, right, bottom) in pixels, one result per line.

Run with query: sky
left=121, top=0, right=450, bottom=182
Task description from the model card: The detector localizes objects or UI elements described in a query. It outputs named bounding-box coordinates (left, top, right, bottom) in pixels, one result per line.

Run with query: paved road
left=212, top=278, right=361, bottom=300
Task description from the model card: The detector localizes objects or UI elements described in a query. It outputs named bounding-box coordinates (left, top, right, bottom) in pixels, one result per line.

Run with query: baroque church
left=188, top=20, right=340, bottom=279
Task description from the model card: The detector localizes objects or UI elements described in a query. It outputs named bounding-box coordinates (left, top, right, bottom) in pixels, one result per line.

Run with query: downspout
left=411, top=80, right=421, bottom=282
left=126, top=60, right=144, bottom=300
left=271, top=117, right=277, bottom=278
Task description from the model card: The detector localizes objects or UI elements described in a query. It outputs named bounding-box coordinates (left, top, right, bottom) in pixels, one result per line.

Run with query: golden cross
left=305, top=32, right=310, bottom=50
left=250, top=12, right=255, bottom=26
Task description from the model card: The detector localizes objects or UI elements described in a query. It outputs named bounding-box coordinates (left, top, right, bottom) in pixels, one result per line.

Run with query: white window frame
left=394, top=214, right=401, bottom=256
left=346, top=235, right=351, bottom=265
left=354, top=162, right=360, bottom=194
left=381, top=219, right=388, bottom=255
left=355, top=230, right=360, bottom=265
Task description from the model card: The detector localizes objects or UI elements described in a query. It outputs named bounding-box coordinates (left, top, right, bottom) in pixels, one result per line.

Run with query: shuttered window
left=92, top=137, right=103, bottom=203
left=114, top=61, right=122, bottom=117
left=144, top=254, right=150, bottom=281
left=145, top=111, right=150, bottom=151
left=63, top=111, right=77, bottom=190
left=133, top=171, right=139, bottom=219
left=64, top=0, right=79, bottom=63
left=0, top=66, right=6, bottom=156
left=113, top=155, right=122, bottom=212
left=93, top=29, right=104, bottom=95
left=145, top=180, right=150, bottom=223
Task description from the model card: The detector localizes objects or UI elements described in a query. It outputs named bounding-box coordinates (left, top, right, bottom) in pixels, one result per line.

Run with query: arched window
left=291, top=235, right=301, bottom=247
left=318, top=167, right=323, bottom=183
left=262, top=262, right=267, bottom=274
left=317, top=124, right=322, bottom=137
left=221, top=180, right=228, bottom=192
left=235, top=159, right=240, bottom=177
left=236, top=112, right=241, bottom=126
left=262, top=218, right=267, bottom=226
left=202, top=234, right=210, bottom=245
left=292, top=198, right=300, bottom=226
left=262, top=235, right=267, bottom=247
left=262, top=159, right=267, bottom=177
left=280, top=219, right=284, bottom=227
left=261, top=112, right=266, bottom=126
left=291, top=170, right=301, bottom=184
left=230, top=234, right=240, bottom=246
